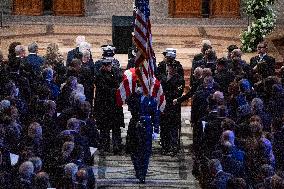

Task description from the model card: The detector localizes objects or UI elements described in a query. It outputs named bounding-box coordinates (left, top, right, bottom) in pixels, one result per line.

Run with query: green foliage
left=241, top=0, right=277, bottom=52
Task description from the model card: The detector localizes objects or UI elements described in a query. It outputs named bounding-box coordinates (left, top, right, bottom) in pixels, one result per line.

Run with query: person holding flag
left=125, top=75, right=160, bottom=184
left=116, top=0, right=165, bottom=183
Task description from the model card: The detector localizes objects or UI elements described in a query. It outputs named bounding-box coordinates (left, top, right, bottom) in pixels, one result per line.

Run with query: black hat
left=101, top=45, right=116, bottom=57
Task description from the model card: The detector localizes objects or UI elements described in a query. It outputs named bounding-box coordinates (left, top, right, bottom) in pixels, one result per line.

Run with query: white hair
left=76, top=36, right=86, bottom=47
left=19, top=161, right=34, bottom=177
left=79, top=42, right=91, bottom=53
left=64, top=163, right=78, bottom=179
left=81, top=49, right=91, bottom=58
left=75, top=84, right=85, bottom=94
left=201, top=39, right=212, bottom=47
left=0, top=100, right=11, bottom=111
left=15, top=45, right=25, bottom=56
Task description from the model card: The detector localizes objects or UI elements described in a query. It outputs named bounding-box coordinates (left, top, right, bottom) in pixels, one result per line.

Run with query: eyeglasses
left=257, top=46, right=265, bottom=49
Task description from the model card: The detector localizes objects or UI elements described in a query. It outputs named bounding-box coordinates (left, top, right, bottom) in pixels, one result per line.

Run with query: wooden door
left=53, top=0, right=84, bottom=16
left=13, top=0, right=43, bottom=15
left=210, top=0, right=240, bottom=18
left=169, top=0, right=202, bottom=17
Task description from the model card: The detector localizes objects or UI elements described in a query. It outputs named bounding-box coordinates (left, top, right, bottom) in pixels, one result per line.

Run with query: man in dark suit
left=26, top=42, right=44, bottom=75
left=66, top=36, right=85, bottom=67
left=250, top=41, right=275, bottom=80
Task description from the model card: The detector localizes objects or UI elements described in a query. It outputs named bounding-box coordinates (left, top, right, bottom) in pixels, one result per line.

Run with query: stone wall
left=274, top=0, right=284, bottom=22
left=85, top=0, right=168, bottom=18
left=85, top=0, right=134, bottom=17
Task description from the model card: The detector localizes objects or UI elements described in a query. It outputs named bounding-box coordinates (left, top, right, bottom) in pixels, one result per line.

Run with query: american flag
left=133, top=0, right=156, bottom=95
left=116, top=68, right=165, bottom=112
left=116, top=0, right=165, bottom=111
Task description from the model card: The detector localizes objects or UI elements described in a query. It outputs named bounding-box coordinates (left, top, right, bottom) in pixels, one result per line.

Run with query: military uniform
left=127, top=93, right=159, bottom=183
left=160, top=62, right=184, bottom=155
left=94, top=60, right=124, bottom=153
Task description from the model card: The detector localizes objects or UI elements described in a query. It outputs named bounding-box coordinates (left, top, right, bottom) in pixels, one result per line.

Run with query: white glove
left=152, top=132, right=159, bottom=141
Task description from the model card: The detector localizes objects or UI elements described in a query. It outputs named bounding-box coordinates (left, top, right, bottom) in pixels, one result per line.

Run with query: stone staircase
left=92, top=106, right=199, bottom=188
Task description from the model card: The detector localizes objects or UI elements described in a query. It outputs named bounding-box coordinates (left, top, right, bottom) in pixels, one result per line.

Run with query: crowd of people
left=179, top=40, right=284, bottom=189
left=0, top=34, right=284, bottom=189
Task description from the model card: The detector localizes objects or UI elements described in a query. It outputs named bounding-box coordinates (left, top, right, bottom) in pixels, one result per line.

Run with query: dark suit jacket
left=26, top=54, right=44, bottom=73
left=66, top=47, right=81, bottom=67
left=250, top=54, right=275, bottom=79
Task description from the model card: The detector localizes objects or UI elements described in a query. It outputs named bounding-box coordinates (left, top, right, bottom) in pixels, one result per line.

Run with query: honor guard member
left=156, top=48, right=184, bottom=82
left=126, top=83, right=160, bottom=184
left=94, top=45, right=122, bottom=82
left=160, top=58, right=185, bottom=155
left=94, top=59, right=124, bottom=154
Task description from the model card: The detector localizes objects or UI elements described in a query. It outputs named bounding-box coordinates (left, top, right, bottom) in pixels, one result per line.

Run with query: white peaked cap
left=164, top=48, right=177, bottom=53
left=165, top=51, right=176, bottom=58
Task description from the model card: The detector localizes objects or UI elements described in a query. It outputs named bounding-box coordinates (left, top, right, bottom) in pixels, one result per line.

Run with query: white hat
left=165, top=51, right=176, bottom=59
left=163, top=48, right=176, bottom=54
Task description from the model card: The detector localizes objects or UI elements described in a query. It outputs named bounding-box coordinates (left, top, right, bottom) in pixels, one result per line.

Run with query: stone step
left=97, top=178, right=200, bottom=188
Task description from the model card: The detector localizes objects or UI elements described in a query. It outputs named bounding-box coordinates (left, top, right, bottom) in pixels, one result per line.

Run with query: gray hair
left=15, top=45, right=25, bottom=56
left=28, top=42, right=38, bottom=53
left=232, top=49, right=243, bottom=58
left=79, top=42, right=91, bottom=53
left=193, top=67, right=203, bottom=78
left=64, top=163, right=78, bottom=179
left=202, top=39, right=212, bottom=47
left=28, top=157, right=43, bottom=173
left=0, top=100, right=11, bottom=112
left=81, top=49, right=91, bottom=58
left=19, top=161, right=34, bottom=177
left=251, top=98, right=264, bottom=113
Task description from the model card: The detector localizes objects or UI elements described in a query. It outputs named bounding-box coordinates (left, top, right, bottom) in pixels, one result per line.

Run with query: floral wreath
left=241, top=0, right=277, bottom=52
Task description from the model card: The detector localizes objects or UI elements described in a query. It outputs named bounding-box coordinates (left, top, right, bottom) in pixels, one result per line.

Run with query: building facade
left=2, top=0, right=284, bottom=23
